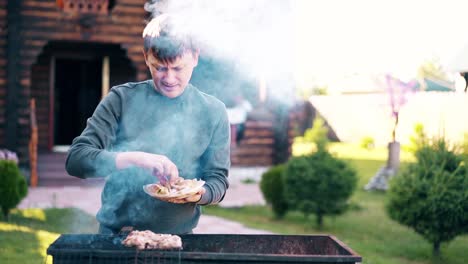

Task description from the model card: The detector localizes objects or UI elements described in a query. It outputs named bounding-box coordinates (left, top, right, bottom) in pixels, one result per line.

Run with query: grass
left=1, top=142, right=465, bottom=264
left=203, top=142, right=468, bottom=264
left=240, top=178, right=257, bottom=184
left=293, top=141, right=416, bottom=162
left=0, top=208, right=98, bottom=264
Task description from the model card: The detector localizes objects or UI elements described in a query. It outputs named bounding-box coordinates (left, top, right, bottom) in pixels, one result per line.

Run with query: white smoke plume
left=144, top=0, right=296, bottom=104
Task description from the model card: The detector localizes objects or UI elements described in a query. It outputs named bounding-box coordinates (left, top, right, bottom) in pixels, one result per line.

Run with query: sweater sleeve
left=65, top=88, right=122, bottom=178
left=197, top=107, right=231, bottom=205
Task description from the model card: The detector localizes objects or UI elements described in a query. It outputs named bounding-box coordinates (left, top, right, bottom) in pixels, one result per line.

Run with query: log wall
left=231, top=120, right=275, bottom=166
left=0, top=0, right=6, bottom=147
left=1, top=0, right=298, bottom=169
left=231, top=107, right=298, bottom=167
left=1, top=0, right=150, bottom=163
left=30, top=55, right=50, bottom=150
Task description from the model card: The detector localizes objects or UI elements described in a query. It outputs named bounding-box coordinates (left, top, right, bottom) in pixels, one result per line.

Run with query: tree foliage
left=302, top=117, right=329, bottom=152
left=296, top=84, right=329, bottom=99
left=260, top=164, right=289, bottom=219
left=417, top=57, right=449, bottom=81
left=386, top=137, right=468, bottom=256
left=407, top=123, right=428, bottom=153
left=284, top=151, right=357, bottom=228
left=0, top=160, right=28, bottom=220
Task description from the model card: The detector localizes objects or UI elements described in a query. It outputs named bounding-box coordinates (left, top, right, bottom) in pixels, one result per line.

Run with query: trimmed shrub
left=386, top=137, right=468, bottom=256
left=0, top=160, right=28, bottom=220
left=360, top=136, right=375, bottom=150
left=284, top=151, right=357, bottom=228
left=260, top=164, right=289, bottom=219
left=303, top=117, right=329, bottom=152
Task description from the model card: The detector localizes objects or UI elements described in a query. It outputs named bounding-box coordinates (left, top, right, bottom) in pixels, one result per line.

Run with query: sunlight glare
left=293, top=0, right=468, bottom=90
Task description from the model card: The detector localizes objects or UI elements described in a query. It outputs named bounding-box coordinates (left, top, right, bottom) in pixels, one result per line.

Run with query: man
left=66, top=14, right=230, bottom=234
left=227, top=96, right=252, bottom=145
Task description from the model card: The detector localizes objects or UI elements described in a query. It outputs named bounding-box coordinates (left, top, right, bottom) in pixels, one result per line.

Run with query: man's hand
left=116, top=151, right=179, bottom=185
left=165, top=188, right=206, bottom=204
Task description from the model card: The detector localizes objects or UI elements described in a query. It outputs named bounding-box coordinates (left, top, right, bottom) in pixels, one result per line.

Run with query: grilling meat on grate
left=122, top=230, right=182, bottom=250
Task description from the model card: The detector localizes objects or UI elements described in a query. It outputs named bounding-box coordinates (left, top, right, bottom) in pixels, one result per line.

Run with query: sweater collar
left=149, top=80, right=192, bottom=102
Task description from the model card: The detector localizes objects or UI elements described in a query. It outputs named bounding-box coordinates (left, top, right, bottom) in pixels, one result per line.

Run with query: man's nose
left=163, top=70, right=176, bottom=82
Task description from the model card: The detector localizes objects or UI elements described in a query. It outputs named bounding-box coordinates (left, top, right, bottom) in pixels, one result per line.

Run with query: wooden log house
left=1, top=0, right=298, bottom=186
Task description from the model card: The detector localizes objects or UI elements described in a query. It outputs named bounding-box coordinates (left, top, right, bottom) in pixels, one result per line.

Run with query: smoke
left=144, top=0, right=296, bottom=105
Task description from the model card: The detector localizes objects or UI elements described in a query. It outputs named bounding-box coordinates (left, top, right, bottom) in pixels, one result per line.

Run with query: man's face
left=144, top=51, right=199, bottom=98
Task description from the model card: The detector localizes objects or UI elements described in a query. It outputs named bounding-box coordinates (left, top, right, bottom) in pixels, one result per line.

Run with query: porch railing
left=29, top=98, right=38, bottom=187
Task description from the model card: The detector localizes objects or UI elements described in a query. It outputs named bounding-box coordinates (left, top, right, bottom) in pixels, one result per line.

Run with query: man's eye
left=174, top=67, right=183, bottom=72
left=155, top=67, right=167, bottom=72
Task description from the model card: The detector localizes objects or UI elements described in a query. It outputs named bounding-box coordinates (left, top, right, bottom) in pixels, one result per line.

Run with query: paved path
left=19, top=167, right=272, bottom=234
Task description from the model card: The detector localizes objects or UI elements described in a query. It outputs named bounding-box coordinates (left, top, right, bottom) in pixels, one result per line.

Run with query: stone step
left=38, top=163, right=67, bottom=172
left=38, top=171, right=72, bottom=179
left=38, top=178, right=105, bottom=187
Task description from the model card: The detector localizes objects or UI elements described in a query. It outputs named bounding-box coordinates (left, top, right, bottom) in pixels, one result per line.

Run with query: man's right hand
left=115, top=152, right=179, bottom=185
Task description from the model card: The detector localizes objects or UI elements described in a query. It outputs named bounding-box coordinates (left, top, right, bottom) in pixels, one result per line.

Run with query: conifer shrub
left=284, top=150, right=357, bottom=228
left=462, top=132, right=468, bottom=157
left=0, top=160, right=28, bottom=220
left=260, top=164, right=288, bottom=219
left=386, top=137, right=468, bottom=256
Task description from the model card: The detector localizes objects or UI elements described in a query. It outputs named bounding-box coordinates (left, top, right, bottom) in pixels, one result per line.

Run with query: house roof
left=423, top=77, right=455, bottom=92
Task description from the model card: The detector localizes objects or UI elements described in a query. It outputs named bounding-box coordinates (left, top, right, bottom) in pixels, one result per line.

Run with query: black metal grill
left=46, top=234, right=362, bottom=264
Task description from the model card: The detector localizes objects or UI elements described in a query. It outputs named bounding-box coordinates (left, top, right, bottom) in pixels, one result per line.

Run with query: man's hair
left=143, top=14, right=198, bottom=63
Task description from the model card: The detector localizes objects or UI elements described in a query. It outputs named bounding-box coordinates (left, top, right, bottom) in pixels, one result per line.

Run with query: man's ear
left=142, top=49, right=150, bottom=67
left=192, top=50, right=200, bottom=67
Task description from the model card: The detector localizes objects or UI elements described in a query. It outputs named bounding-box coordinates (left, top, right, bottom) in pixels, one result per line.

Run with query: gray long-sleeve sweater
left=65, top=80, right=230, bottom=234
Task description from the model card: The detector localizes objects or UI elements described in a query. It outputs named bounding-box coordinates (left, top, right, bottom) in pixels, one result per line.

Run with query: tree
left=302, top=117, right=329, bottom=152
left=296, top=84, right=329, bottom=99
left=0, top=160, right=28, bottom=220
left=417, top=57, right=450, bottom=82
left=407, top=123, right=427, bottom=153
left=386, top=137, right=468, bottom=256
left=284, top=151, right=357, bottom=228
left=260, top=164, right=289, bottom=219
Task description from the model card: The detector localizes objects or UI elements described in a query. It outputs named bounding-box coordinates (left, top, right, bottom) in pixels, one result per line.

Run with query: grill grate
left=47, top=234, right=362, bottom=264
left=46, top=250, right=183, bottom=264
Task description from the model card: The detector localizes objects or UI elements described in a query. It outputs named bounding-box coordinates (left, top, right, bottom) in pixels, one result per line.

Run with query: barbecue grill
left=46, top=233, right=362, bottom=263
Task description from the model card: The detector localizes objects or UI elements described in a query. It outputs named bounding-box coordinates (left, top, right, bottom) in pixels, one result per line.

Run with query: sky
left=293, top=0, right=468, bottom=90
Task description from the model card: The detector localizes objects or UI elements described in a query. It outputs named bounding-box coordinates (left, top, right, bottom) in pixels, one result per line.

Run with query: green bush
left=386, top=137, right=468, bottom=256
left=360, top=136, right=375, bottom=150
left=303, top=117, right=329, bottom=152
left=284, top=151, right=357, bottom=228
left=407, top=123, right=428, bottom=153
left=260, top=164, right=289, bottom=219
left=0, top=160, right=28, bottom=220
left=462, top=132, right=468, bottom=156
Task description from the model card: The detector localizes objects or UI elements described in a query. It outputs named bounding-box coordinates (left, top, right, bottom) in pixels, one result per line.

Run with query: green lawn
left=1, top=142, right=466, bottom=264
left=203, top=142, right=468, bottom=264
left=0, top=208, right=98, bottom=264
